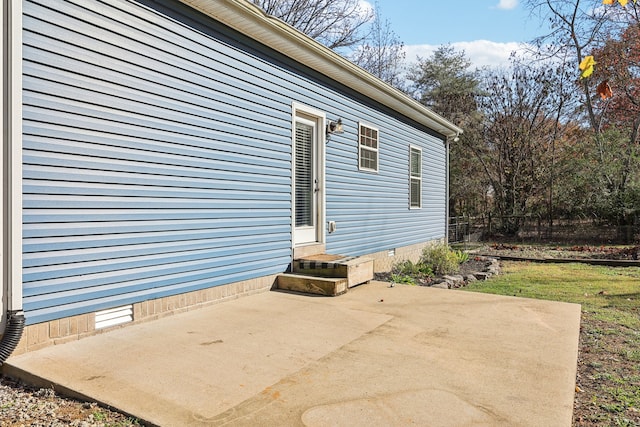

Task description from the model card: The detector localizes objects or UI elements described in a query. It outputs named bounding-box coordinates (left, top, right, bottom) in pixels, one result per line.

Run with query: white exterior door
left=293, top=114, right=323, bottom=246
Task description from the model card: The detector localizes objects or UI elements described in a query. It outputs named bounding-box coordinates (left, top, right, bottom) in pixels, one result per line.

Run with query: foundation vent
left=95, top=305, right=133, bottom=329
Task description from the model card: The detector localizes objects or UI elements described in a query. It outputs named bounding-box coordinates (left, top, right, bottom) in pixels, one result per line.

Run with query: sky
left=372, top=0, right=546, bottom=68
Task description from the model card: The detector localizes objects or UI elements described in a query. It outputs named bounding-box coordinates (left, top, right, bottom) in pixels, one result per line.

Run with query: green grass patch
left=463, top=262, right=640, bottom=327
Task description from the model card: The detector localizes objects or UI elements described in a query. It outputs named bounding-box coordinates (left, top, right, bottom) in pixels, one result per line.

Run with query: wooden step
left=276, top=273, right=348, bottom=296
left=293, top=255, right=374, bottom=288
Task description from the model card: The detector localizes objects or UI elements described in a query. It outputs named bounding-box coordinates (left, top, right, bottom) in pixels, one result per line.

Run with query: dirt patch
left=0, top=374, right=142, bottom=426
left=459, top=258, right=492, bottom=276
left=481, top=243, right=640, bottom=260
left=573, top=315, right=640, bottom=426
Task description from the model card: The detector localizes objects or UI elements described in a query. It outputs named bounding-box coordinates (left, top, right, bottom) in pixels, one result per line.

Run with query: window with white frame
left=358, top=123, right=378, bottom=172
left=409, top=146, right=422, bottom=208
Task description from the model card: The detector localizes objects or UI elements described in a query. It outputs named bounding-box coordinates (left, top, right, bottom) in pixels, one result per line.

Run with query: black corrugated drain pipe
left=0, top=311, right=25, bottom=365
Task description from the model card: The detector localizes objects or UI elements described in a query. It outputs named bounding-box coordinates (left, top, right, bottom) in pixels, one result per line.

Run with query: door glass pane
left=295, top=122, right=314, bottom=227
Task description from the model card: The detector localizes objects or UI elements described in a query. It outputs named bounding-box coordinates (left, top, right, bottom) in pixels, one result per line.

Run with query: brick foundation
left=367, top=238, right=445, bottom=272
left=4, top=239, right=444, bottom=357
left=9, top=275, right=277, bottom=356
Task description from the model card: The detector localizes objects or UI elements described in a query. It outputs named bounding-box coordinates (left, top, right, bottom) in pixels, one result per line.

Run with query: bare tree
left=348, top=3, right=406, bottom=88
left=253, top=0, right=411, bottom=91
left=473, top=61, right=573, bottom=234
left=252, top=0, right=374, bottom=51
left=524, top=0, right=611, bottom=132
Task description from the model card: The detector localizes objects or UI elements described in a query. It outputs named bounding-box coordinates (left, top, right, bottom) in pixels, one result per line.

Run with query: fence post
left=537, top=216, right=541, bottom=241
left=488, top=212, right=492, bottom=235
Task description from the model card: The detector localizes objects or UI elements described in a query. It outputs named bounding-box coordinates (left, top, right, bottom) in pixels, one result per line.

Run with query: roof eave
left=179, top=0, right=463, bottom=138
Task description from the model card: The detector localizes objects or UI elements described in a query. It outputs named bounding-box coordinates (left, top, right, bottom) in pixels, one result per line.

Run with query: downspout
left=1, top=0, right=25, bottom=364
left=445, top=137, right=450, bottom=245
left=445, top=134, right=459, bottom=246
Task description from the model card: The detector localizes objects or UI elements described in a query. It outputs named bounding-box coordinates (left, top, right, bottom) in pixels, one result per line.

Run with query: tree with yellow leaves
left=602, top=0, right=636, bottom=6
left=524, top=0, right=640, bottom=242
left=584, top=0, right=640, bottom=98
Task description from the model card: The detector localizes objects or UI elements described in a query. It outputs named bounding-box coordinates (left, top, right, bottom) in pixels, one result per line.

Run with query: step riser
left=276, top=274, right=347, bottom=296
left=293, top=263, right=348, bottom=278
left=293, top=258, right=373, bottom=288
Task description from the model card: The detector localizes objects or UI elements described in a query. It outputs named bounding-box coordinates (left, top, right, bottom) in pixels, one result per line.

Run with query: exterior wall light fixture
left=326, top=118, right=344, bottom=136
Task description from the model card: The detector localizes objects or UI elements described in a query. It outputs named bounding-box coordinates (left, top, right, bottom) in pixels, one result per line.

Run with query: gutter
left=179, top=0, right=463, bottom=139
left=1, top=0, right=25, bottom=364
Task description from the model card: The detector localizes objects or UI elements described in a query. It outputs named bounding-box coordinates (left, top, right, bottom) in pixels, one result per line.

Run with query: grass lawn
left=461, top=261, right=640, bottom=426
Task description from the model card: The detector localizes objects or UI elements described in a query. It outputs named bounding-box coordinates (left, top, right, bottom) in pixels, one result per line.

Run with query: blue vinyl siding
left=324, top=117, right=447, bottom=256
left=22, top=0, right=298, bottom=324
left=22, top=0, right=447, bottom=324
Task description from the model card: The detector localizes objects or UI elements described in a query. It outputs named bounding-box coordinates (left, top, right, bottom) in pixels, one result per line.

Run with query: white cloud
left=495, top=0, right=518, bottom=10
left=358, top=0, right=375, bottom=17
left=403, top=40, right=532, bottom=69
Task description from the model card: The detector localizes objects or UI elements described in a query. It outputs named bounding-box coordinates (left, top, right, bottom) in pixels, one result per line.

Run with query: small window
left=409, top=146, right=422, bottom=209
left=359, top=123, right=379, bottom=172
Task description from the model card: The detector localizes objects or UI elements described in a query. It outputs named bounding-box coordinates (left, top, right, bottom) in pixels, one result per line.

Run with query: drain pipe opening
left=0, top=311, right=25, bottom=365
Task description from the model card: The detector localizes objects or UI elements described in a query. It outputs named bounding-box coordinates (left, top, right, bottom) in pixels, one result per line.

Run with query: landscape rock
left=377, top=256, right=501, bottom=289
left=474, top=272, right=491, bottom=281
left=443, top=275, right=464, bottom=284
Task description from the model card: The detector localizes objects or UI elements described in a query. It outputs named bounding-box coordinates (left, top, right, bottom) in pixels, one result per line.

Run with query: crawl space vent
left=95, top=305, right=133, bottom=329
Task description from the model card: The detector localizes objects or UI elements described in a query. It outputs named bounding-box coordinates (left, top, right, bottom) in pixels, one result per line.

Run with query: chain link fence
left=449, top=215, right=639, bottom=245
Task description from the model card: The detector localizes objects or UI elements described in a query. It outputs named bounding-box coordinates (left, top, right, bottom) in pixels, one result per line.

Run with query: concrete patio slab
left=3, top=282, right=581, bottom=426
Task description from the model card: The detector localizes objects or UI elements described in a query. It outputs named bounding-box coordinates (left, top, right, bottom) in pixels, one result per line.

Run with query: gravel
left=0, top=375, right=142, bottom=426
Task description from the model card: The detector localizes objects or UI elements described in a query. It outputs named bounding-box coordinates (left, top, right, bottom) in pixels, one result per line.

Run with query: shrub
left=392, top=259, right=433, bottom=277
left=454, top=249, right=469, bottom=264
left=390, top=273, right=417, bottom=285
left=420, top=244, right=461, bottom=275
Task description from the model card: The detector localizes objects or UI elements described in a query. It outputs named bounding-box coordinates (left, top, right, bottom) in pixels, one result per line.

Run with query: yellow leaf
left=579, top=55, right=596, bottom=79
left=602, top=0, right=614, bottom=4
left=619, top=0, right=628, bottom=6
